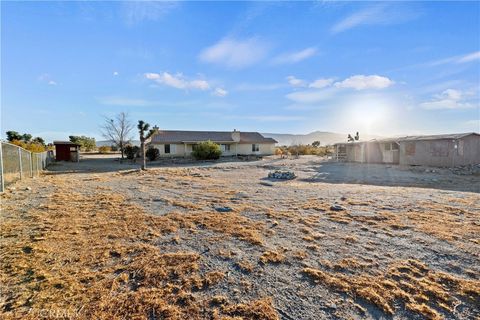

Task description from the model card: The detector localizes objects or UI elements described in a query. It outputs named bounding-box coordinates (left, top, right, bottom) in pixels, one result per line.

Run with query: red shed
left=53, top=141, right=80, bottom=162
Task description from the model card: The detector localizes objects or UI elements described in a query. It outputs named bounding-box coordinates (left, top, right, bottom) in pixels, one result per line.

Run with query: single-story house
left=146, top=129, right=277, bottom=157
left=333, top=132, right=479, bottom=167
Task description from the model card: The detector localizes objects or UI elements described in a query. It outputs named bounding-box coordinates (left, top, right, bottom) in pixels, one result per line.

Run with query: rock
left=215, top=206, right=233, bottom=213
left=259, top=181, right=274, bottom=187
left=330, top=204, right=345, bottom=211
left=25, top=187, right=32, bottom=191
left=340, top=196, right=347, bottom=201
left=267, top=170, right=296, bottom=180
left=235, top=191, right=249, bottom=198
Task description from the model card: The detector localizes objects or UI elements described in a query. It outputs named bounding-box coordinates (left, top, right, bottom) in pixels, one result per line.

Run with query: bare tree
left=100, top=112, right=134, bottom=160
left=137, top=121, right=158, bottom=170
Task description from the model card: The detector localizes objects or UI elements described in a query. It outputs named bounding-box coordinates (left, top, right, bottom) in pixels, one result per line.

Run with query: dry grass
left=259, top=251, right=286, bottom=264
left=303, top=259, right=480, bottom=319
left=0, top=176, right=276, bottom=319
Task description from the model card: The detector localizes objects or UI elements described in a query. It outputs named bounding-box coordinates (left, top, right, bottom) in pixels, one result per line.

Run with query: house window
left=164, top=144, right=171, bottom=154
left=392, top=143, right=399, bottom=151
left=384, top=143, right=391, bottom=151
left=221, top=144, right=231, bottom=152
left=192, top=144, right=198, bottom=151
left=252, top=144, right=259, bottom=152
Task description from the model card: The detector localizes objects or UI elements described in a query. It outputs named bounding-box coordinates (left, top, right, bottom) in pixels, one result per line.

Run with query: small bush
left=275, top=144, right=334, bottom=156
left=191, top=141, right=222, bottom=160
left=98, top=146, right=111, bottom=154
left=10, top=140, right=46, bottom=152
left=124, top=145, right=140, bottom=160
left=146, top=147, right=160, bottom=161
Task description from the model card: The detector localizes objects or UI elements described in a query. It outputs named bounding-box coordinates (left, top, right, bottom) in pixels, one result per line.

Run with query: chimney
left=231, top=129, right=240, bottom=142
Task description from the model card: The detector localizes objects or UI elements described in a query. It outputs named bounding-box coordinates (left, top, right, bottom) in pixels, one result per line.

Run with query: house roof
left=238, top=132, right=277, bottom=143
left=149, top=130, right=277, bottom=144
left=53, top=141, right=80, bottom=146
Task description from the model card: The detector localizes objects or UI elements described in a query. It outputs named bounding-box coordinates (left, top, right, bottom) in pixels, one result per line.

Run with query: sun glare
left=342, top=96, right=392, bottom=135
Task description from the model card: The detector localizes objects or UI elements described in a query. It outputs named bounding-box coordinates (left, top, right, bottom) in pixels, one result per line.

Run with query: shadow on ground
left=298, top=161, right=480, bottom=193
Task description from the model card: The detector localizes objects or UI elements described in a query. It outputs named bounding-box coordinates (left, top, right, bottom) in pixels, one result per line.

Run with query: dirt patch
left=1, top=156, right=479, bottom=319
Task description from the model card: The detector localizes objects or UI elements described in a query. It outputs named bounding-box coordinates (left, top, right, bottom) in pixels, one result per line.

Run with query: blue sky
left=1, top=1, right=479, bottom=142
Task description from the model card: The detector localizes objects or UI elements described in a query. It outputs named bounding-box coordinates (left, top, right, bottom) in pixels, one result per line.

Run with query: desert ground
left=1, top=155, right=479, bottom=319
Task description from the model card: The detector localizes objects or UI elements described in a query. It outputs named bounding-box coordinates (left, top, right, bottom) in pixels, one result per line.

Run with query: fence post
left=29, top=152, right=33, bottom=177
left=0, top=142, right=4, bottom=193
left=18, top=147, right=23, bottom=179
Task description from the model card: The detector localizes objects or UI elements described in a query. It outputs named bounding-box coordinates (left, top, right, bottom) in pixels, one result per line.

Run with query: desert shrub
left=275, top=144, right=333, bottom=156
left=10, top=140, right=46, bottom=152
left=69, top=135, right=96, bottom=152
left=191, top=141, right=222, bottom=160
left=124, top=145, right=140, bottom=160
left=146, top=147, right=160, bottom=161
left=98, top=146, right=111, bottom=154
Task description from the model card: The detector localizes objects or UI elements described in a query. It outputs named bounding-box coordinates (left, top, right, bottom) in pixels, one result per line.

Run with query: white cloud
left=113, top=71, right=119, bottom=76
left=428, top=51, right=480, bottom=66
left=212, top=87, right=228, bottom=97
left=286, top=87, right=339, bottom=104
left=272, top=47, right=317, bottom=64
left=419, top=89, right=475, bottom=110
left=309, top=78, right=334, bottom=89
left=98, top=97, right=154, bottom=107
left=38, top=73, right=57, bottom=85
left=331, top=4, right=418, bottom=34
left=456, top=51, right=480, bottom=63
left=286, top=75, right=306, bottom=87
left=121, top=2, right=178, bottom=25
left=199, top=37, right=269, bottom=68
left=144, top=72, right=210, bottom=91
left=334, top=75, right=394, bottom=90
left=332, top=6, right=385, bottom=34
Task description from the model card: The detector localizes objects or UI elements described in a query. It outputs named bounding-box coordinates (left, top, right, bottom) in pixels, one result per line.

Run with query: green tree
left=124, top=145, right=139, bottom=160
left=146, top=146, right=160, bottom=161
left=21, top=133, right=32, bottom=142
left=312, top=141, right=321, bottom=148
left=32, top=137, right=45, bottom=145
left=6, top=131, right=22, bottom=142
left=191, top=141, right=222, bottom=160
left=69, top=135, right=96, bottom=151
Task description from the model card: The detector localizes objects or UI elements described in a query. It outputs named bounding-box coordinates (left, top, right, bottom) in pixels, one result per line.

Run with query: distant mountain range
left=96, top=131, right=381, bottom=147
left=261, top=131, right=382, bottom=146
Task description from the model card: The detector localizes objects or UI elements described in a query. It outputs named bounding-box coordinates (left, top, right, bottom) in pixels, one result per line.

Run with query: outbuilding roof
left=53, top=141, right=80, bottom=145
left=333, top=132, right=479, bottom=145
left=149, top=130, right=277, bottom=144
left=397, top=132, right=479, bottom=141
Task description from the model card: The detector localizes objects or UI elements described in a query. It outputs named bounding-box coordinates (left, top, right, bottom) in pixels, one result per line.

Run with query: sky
left=1, top=1, right=479, bottom=142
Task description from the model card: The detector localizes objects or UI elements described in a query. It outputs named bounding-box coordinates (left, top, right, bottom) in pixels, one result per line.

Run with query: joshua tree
left=137, top=121, right=158, bottom=170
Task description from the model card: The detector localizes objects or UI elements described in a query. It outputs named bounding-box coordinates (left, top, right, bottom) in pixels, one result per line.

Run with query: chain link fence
left=0, top=141, right=54, bottom=192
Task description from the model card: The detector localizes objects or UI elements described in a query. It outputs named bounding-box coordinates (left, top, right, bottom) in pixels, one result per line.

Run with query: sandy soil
left=1, top=155, right=479, bottom=319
